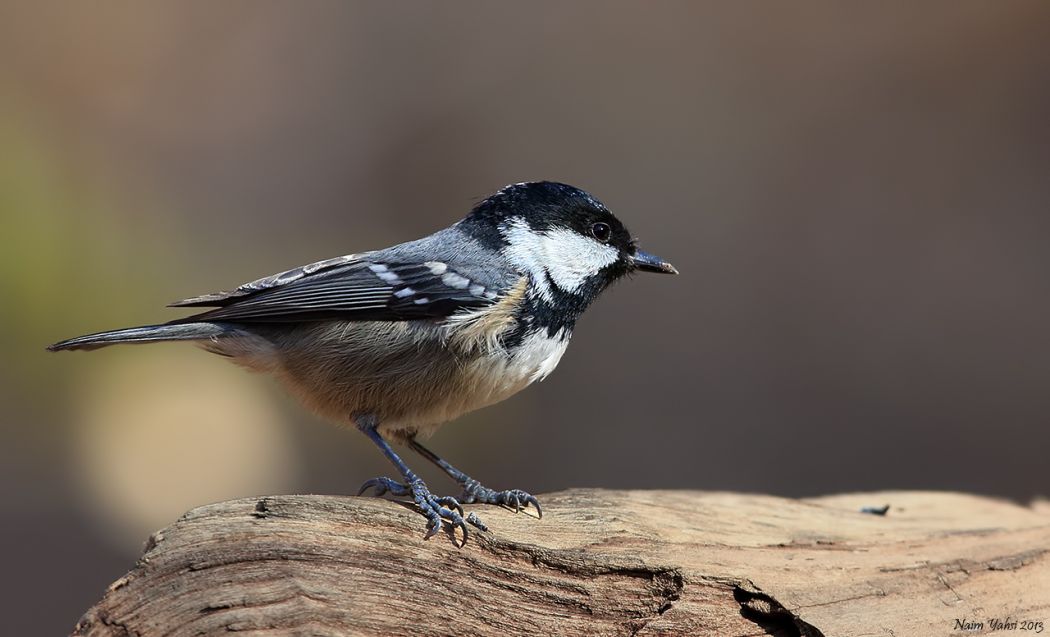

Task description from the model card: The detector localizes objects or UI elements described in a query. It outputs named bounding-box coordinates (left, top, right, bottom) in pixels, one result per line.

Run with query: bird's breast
left=254, top=319, right=571, bottom=440
left=376, top=328, right=571, bottom=438
left=500, top=328, right=571, bottom=385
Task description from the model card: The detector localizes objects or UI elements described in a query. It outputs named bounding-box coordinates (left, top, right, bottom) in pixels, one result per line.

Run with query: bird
left=49, top=181, right=677, bottom=544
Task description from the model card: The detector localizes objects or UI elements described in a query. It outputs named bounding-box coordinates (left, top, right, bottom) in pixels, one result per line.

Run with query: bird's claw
left=412, top=481, right=468, bottom=545
left=358, top=476, right=470, bottom=546
left=357, top=476, right=411, bottom=497
left=494, top=489, right=542, bottom=517
left=460, top=480, right=542, bottom=518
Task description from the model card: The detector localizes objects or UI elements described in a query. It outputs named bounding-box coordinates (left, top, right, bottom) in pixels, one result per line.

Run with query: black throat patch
left=502, top=271, right=613, bottom=348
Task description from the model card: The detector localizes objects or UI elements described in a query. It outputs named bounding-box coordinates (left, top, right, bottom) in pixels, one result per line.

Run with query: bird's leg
left=409, top=439, right=542, bottom=518
left=354, top=417, right=469, bottom=545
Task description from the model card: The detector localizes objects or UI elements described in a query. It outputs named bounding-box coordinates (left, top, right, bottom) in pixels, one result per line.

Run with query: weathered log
left=73, top=490, right=1050, bottom=636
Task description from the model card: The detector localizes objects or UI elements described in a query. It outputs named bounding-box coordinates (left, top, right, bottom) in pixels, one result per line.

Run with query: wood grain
left=72, top=490, right=1050, bottom=636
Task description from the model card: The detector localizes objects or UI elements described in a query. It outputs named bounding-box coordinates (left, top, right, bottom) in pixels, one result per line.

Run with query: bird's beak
left=631, top=249, right=678, bottom=274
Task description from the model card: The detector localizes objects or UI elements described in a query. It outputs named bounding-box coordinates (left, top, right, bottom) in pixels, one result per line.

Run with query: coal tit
left=49, top=181, right=677, bottom=543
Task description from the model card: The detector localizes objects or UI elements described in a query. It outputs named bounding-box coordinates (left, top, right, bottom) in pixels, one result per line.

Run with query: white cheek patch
left=541, top=227, right=620, bottom=293
left=501, top=219, right=620, bottom=297
left=502, top=220, right=553, bottom=299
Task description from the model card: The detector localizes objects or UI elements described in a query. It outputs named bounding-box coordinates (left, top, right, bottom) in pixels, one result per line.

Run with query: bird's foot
left=459, top=479, right=542, bottom=517
left=358, top=476, right=477, bottom=545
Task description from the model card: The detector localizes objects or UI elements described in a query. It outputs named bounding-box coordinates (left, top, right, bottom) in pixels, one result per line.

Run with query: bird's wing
left=169, top=254, right=363, bottom=308
left=169, top=252, right=513, bottom=324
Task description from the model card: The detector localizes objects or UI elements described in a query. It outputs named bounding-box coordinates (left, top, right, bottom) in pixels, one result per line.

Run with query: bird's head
left=462, top=182, right=677, bottom=306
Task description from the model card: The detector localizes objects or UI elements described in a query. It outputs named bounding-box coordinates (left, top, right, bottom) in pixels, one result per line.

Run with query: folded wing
left=169, top=254, right=505, bottom=324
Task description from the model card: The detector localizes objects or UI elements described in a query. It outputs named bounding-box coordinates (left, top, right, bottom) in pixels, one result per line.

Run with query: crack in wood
left=474, top=532, right=686, bottom=626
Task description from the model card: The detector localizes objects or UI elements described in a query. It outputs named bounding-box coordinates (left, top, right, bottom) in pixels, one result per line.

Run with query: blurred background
left=3, top=1, right=1049, bottom=632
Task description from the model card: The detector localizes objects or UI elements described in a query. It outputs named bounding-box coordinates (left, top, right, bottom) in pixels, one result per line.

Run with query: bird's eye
left=591, top=222, right=612, bottom=243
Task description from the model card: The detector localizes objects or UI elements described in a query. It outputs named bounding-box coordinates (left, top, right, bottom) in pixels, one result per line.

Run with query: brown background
left=2, top=2, right=1048, bottom=633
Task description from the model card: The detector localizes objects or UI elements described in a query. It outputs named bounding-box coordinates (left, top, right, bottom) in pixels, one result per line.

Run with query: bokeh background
left=3, top=2, right=1049, bottom=632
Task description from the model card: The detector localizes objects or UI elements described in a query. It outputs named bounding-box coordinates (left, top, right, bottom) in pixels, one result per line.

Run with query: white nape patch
left=394, top=287, right=415, bottom=298
left=425, top=261, right=448, bottom=275
left=469, top=284, right=486, bottom=296
left=368, top=263, right=401, bottom=285
left=501, top=219, right=620, bottom=297
left=441, top=272, right=471, bottom=289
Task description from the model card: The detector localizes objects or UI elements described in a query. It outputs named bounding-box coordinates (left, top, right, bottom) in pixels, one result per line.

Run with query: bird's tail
left=47, top=322, right=234, bottom=352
